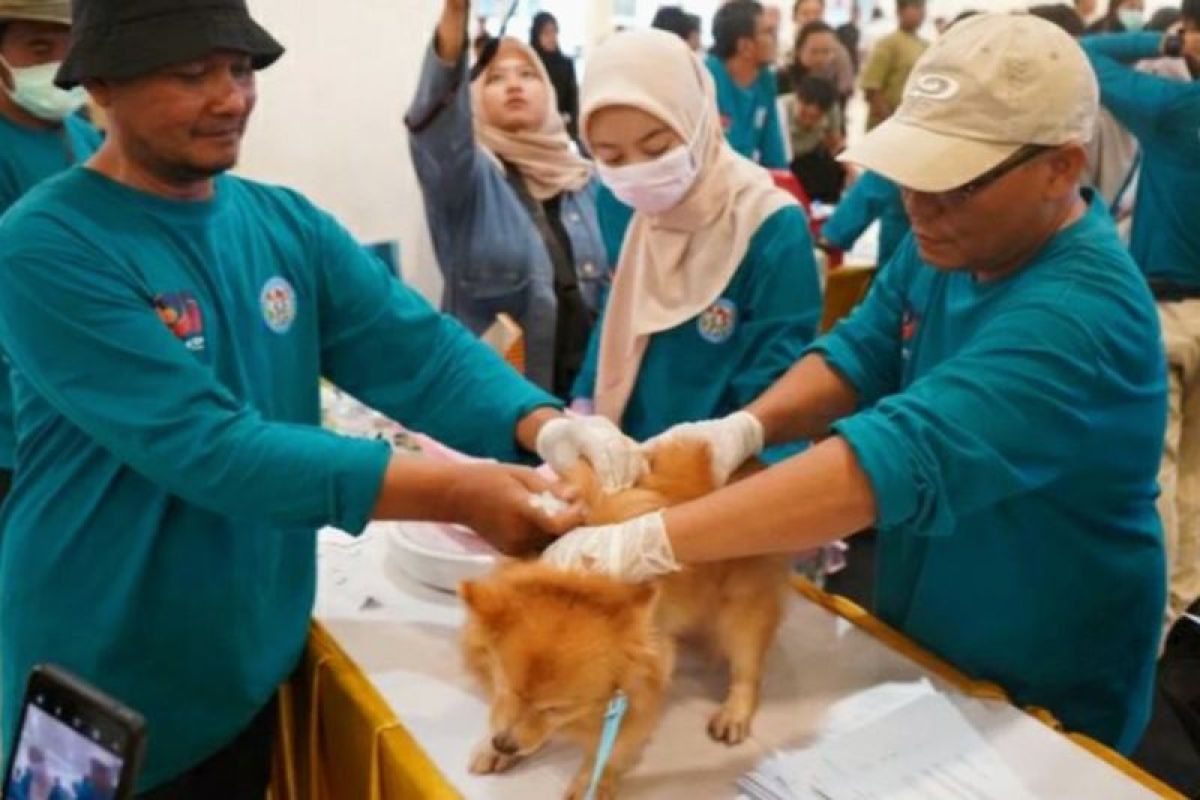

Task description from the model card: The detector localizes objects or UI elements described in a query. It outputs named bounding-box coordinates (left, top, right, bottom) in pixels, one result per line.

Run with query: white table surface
left=314, top=524, right=1163, bottom=800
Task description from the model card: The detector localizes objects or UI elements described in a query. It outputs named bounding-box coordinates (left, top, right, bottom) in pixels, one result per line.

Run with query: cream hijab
left=582, top=30, right=798, bottom=423
left=471, top=38, right=591, bottom=200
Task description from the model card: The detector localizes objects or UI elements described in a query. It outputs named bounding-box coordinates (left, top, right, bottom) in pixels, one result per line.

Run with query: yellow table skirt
left=269, top=579, right=1183, bottom=800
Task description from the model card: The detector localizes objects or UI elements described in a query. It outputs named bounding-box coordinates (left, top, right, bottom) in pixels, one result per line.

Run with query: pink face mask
left=595, top=145, right=700, bottom=215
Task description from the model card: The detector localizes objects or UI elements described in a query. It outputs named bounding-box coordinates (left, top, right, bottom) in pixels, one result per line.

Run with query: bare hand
left=448, top=463, right=586, bottom=556
left=437, top=0, right=471, bottom=64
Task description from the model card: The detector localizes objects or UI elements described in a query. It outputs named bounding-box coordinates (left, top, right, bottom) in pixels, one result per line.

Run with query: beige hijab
left=471, top=38, right=591, bottom=200
left=582, top=29, right=798, bottom=423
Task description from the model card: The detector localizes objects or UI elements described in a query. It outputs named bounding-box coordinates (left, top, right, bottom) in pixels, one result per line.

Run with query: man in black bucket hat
left=0, top=0, right=646, bottom=797
left=55, top=0, right=284, bottom=89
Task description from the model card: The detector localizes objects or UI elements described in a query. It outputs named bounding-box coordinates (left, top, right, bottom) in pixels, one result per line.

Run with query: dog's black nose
left=491, top=732, right=519, bottom=756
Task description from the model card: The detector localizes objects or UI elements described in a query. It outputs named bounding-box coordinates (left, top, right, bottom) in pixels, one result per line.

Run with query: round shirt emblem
left=697, top=298, right=737, bottom=344
left=261, top=277, right=296, bottom=334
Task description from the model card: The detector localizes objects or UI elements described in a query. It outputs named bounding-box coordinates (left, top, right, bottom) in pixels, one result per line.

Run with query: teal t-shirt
left=0, top=113, right=102, bottom=468
left=574, top=205, right=822, bottom=456
left=822, top=171, right=909, bottom=269
left=705, top=55, right=788, bottom=169
left=1084, top=32, right=1200, bottom=287
left=815, top=195, right=1166, bottom=753
left=0, top=169, right=556, bottom=790
left=594, top=182, right=634, bottom=266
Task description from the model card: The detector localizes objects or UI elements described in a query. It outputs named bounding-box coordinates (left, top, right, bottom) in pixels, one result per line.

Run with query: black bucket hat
left=54, top=0, right=284, bottom=89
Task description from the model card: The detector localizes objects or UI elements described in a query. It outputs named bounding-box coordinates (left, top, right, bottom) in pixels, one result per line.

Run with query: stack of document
left=738, top=682, right=1039, bottom=800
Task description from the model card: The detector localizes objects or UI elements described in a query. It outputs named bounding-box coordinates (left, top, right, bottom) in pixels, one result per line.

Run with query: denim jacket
left=406, top=41, right=611, bottom=391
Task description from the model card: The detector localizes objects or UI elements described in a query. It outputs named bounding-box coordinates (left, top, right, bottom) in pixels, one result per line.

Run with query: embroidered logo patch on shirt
left=901, top=308, right=920, bottom=342
left=901, top=307, right=920, bottom=362
left=153, top=291, right=205, bottom=352
left=698, top=299, right=738, bottom=344
left=260, top=276, right=296, bottom=334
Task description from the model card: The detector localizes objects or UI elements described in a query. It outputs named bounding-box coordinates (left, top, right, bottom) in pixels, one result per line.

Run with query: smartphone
left=2, top=664, right=145, bottom=800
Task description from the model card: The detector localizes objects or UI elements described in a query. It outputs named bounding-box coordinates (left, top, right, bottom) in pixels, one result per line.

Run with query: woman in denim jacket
left=406, top=0, right=612, bottom=398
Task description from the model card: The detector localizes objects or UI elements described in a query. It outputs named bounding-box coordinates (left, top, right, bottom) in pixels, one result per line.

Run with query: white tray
left=386, top=520, right=499, bottom=593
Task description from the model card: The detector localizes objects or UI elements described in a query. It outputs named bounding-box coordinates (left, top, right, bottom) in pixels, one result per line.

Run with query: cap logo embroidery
left=908, top=74, right=960, bottom=101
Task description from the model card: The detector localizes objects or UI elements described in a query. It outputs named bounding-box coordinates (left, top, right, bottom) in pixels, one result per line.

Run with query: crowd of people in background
left=457, top=0, right=1200, bottom=639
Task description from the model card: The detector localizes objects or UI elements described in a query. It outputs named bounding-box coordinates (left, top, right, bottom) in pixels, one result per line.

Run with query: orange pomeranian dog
left=459, top=439, right=791, bottom=799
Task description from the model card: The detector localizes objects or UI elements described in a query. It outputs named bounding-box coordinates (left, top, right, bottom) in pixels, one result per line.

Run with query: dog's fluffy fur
left=460, top=440, right=790, bottom=798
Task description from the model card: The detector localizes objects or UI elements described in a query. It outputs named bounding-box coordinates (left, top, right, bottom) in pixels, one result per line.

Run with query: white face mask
left=0, top=58, right=88, bottom=122
left=1118, top=9, right=1146, bottom=31
left=595, top=145, right=700, bottom=215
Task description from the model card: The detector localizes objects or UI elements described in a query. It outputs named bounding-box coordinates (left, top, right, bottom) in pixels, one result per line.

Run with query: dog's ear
left=459, top=579, right=510, bottom=626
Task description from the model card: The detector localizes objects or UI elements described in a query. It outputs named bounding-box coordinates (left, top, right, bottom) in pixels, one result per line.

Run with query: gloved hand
left=541, top=511, right=679, bottom=582
left=536, top=416, right=646, bottom=492
left=643, top=411, right=764, bottom=485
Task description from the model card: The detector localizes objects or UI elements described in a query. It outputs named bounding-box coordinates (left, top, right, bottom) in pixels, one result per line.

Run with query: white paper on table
left=765, top=692, right=1039, bottom=800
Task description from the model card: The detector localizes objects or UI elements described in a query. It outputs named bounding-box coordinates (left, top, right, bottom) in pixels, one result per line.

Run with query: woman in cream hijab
left=407, top=0, right=614, bottom=401
left=571, top=28, right=822, bottom=455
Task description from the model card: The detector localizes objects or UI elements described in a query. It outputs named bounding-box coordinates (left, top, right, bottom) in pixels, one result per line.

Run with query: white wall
left=235, top=0, right=444, bottom=302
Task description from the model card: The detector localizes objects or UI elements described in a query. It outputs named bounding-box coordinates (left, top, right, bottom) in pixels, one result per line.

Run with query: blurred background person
left=784, top=75, right=845, bottom=201
left=530, top=11, right=579, bottom=143
left=1083, top=1, right=1200, bottom=623
left=860, top=0, right=928, bottom=130
left=707, top=0, right=788, bottom=167
left=1088, top=0, right=1147, bottom=34
left=777, top=20, right=854, bottom=105
left=0, top=0, right=100, bottom=506
left=789, top=0, right=857, bottom=90
left=651, top=4, right=703, bottom=51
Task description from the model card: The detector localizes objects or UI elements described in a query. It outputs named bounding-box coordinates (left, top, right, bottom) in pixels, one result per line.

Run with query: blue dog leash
left=584, top=691, right=629, bottom=800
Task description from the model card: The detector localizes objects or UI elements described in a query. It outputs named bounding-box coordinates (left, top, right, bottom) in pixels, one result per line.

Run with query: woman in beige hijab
left=406, top=0, right=613, bottom=401
left=570, top=28, right=822, bottom=460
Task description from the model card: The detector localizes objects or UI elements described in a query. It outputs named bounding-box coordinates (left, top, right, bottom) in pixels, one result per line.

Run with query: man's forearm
left=745, top=353, right=859, bottom=447
left=370, top=455, right=462, bottom=521
left=665, top=436, right=876, bottom=563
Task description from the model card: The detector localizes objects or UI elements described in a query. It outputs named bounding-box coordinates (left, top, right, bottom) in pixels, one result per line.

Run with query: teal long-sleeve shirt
left=0, top=114, right=102, bottom=469
left=814, top=193, right=1166, bottom=753
left=573, top=205, right=822, bottom=454
left=1083, top=32, right=1200, bottom=287
left=821, top=171, right=909, bottom=269
left=0, top=169, right=556, bottom=790
left=705, top=56, right=789, bottom=169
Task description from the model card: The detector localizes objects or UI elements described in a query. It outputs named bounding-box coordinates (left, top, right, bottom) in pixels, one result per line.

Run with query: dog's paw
left=468, top=738, right=520, bottom=775
left=564, top=771, right=616, bottom=800
left=707, top=703, right=753, bottom=745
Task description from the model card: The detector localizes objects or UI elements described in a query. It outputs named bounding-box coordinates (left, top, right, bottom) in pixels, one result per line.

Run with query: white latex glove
left=643, top=411, right=765, bottom=485
left=541, top=511, right=678, bottom=582
left=536, top=416, right=646, bottom=492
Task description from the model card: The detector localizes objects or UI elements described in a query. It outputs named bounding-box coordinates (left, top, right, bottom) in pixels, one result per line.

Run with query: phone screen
left=4, top=688, right=129, bottom=800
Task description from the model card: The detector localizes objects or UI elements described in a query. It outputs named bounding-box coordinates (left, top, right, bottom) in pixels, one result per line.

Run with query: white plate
left=386, top=520, right=499, bottom=593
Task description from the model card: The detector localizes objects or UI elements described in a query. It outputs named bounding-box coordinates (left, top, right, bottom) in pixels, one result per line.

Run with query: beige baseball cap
left=0, top=0, right=71, bottom=26
left=840, top=13, right=1098, bottom=193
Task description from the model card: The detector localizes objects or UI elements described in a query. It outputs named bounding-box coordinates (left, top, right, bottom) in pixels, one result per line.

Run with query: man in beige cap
left=0, top=0, right=99, bottom=500
left=546, top=13, right=1168, bottom=755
